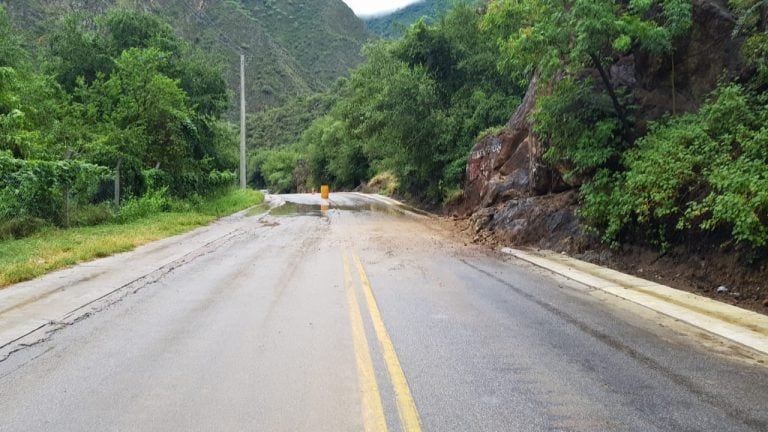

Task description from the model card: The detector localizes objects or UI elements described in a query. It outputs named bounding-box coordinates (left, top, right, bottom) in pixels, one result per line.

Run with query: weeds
left=0, top=188, right=263, bottom=286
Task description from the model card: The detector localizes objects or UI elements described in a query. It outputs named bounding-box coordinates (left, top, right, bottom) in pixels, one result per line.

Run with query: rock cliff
left=463, top=0, right=745, bottom=252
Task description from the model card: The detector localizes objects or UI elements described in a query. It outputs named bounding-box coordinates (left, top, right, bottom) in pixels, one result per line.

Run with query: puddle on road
left=246, top=203, right=271, bottom=216
left=265, top=201, right=411, bottom=218
left=269, top=203, right=328, bottom=217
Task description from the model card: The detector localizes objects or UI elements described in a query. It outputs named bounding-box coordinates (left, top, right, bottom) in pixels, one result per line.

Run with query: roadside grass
left=0, top=189, right=264, bottom=287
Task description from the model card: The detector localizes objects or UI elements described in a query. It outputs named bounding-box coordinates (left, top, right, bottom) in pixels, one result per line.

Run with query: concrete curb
left=501, top=247, right=768, bottom=356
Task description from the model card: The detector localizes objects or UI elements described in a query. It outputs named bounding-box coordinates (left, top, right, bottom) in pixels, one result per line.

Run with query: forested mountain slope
left=0, top=0, right=369, bottom=110
left=364, top=0, right=470, bottom=38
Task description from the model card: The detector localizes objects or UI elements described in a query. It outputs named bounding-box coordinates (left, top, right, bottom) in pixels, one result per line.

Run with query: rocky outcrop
left=633, top=0, right=744, bottom=127
left=465, top=76, right=569, bottom=212
left=469, top=191, right=587, bottom=251
left=463, top=0, right=745, bottom=251
left=463, top=75, right=584, bottom=252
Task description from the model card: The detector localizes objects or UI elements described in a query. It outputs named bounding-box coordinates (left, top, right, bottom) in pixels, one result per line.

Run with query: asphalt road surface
left=1, top=193, right=768, bottom=431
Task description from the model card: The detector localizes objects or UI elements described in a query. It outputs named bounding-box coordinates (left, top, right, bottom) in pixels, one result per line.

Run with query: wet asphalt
left=1, top=192, right=767, bottom=431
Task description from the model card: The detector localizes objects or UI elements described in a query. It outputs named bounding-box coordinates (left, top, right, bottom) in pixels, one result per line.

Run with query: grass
left=442, top=187, right=464, bottom=207
left=0, top=189, right=264, bottom=287
left=367, top=171, right=400, bottom=196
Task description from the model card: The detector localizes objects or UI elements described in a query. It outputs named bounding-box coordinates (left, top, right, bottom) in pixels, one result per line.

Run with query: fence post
left=114, top=159, right=122, bottom=207
left=63, top=150, right=72, bottom=228
left=63, top=184, right=69, bottom=228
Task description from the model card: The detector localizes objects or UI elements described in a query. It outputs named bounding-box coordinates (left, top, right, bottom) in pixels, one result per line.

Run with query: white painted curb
left=501, top=247, right=768, bottom=356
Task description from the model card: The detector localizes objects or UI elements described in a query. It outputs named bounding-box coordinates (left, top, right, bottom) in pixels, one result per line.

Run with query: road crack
left=0, top=228, right=248, bottom=363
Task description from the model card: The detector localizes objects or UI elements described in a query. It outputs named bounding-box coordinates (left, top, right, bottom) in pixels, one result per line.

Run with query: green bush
left=474, top=125, right=505, bottom=142
left=442, top=187, right=464, bottom=206
left=70, top=203, right=116, bottom=227
left=367, top=171, right=400, bottom=196
left=581, top=83, right=768, bottom=250
left=0, top=216, right=49, bottom=240
left=534, top=78, right=623, bottom=178
left=251, top=147, right=300, bottom=193
left=0, top=151, right=111, bottom=224
left=142, top=168, right=171, bottom=192
left=119, top=188, right=171, bottom=222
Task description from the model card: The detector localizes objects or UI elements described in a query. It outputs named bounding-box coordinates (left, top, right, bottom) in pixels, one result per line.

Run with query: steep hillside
left=0, top=0, right=368, bottom=111
left=365, top=0, right=474, bottom=38
left=461, top=0, right=768, bottom=313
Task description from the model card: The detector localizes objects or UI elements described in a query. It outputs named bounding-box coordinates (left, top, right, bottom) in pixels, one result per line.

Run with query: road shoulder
left=0, top=207, right=269, bottom=360
left=502, top=247, right=768, bottom=356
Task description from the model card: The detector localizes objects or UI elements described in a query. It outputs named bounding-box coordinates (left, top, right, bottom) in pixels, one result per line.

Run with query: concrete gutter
left=502, top=247, right=768, bottom=356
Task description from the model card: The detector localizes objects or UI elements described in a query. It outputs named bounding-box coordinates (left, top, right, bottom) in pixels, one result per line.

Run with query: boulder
left=470, top=191, right=588, bottom=252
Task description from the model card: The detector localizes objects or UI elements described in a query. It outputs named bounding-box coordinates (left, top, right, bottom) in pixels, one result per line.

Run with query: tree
left=45, top=14, right=112, bottom=92
left=480, top=0, right=693, bottom=178
left=295, top=5, right=522, bottom=201
left=43, top=10, right=235, bottom=196
left=732, top=0, right=768, bottom=87
left=0, top=5, right=24, bottom=68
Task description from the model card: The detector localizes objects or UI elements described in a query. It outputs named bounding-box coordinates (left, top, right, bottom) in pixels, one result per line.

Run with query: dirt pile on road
left=447, top=212, right=768, bottom=315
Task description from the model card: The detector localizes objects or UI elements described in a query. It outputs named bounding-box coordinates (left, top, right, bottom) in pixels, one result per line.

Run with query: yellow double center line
left=343, top=253, right=423, bottom=432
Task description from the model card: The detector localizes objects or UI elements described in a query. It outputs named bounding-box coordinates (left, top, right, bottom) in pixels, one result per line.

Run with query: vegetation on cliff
left=482, top=0, right=768, bottom=254
left=582, top=84, right=768, bottom=250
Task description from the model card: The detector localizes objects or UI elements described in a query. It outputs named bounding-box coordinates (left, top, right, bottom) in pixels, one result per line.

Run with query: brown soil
left=441, top=210, right=768, bottom=316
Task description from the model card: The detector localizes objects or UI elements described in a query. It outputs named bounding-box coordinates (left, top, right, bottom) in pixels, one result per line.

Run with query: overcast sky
left=341, top=0, right=423, bottom=17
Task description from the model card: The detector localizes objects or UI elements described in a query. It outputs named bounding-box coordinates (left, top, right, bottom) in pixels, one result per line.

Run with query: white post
left=240, top=54, right=247, bottom=189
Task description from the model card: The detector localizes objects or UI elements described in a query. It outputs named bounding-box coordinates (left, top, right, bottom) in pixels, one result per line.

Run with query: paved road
left=1, top=193, right=768, bottom=431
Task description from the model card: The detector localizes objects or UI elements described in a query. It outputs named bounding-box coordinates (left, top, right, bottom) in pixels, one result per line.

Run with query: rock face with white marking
left=465, top=77, right=569, bottom=212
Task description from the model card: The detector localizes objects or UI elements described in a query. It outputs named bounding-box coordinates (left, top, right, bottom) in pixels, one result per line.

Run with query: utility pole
left=240, top=53, right=247, bottom=189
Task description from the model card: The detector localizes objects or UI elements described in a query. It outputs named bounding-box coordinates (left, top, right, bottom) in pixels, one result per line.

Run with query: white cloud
left=341, top=0, right=424, bottom=17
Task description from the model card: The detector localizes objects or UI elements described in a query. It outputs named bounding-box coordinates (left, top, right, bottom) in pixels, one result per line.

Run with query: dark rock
left=633, top=0, right=745, bottom=130
left=470, top=208, right=494, bottom=233
left=465, top=76, right=569, bottom=211
left=470, top=191, right=586, bottom=253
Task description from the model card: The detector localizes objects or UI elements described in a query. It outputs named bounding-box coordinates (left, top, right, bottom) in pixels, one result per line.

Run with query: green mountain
left=364, top=0, right=464, bottom=38
left=0, top=0, right=369, bottom=111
